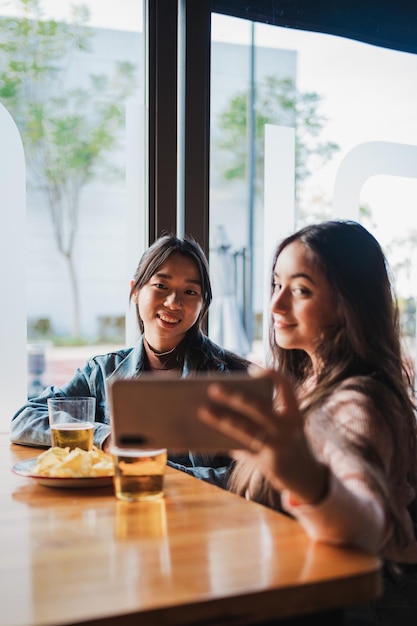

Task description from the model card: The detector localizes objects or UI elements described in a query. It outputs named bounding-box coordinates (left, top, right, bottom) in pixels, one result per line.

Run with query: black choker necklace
left=145, top=339, right=177, bottom=357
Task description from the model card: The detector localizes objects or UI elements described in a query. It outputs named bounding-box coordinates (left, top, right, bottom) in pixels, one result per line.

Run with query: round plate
left=12, top=458, right=114, bottom=489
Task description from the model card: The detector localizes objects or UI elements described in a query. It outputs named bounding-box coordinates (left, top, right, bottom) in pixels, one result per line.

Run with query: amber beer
left=111, top=448, right=167, bottom=501
left=50, top=422, right=94, bottom=451
left=47, top=397, right=96, bottom=451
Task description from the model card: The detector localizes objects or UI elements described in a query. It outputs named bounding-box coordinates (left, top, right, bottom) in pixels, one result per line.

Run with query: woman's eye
left=185, top=289, right=200, bottom=296
left=153, top=283, right=167, bottom=290
left=293, top=286, right=311, bottom=296
left=272, top=282, right=281, bottom=292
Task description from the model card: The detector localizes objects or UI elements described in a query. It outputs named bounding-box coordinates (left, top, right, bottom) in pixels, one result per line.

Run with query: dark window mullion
left=146, top=0, right=178, bottom=243
left=182, top=0, right=211, bottom=254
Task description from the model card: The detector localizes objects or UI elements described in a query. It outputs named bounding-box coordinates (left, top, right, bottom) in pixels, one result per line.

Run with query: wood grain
left=0, top=434, right=381, bottom=625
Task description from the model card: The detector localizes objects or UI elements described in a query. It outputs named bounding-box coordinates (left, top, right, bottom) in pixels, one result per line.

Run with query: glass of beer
left=47, top=397, right=96, bottom=451
left=110, top=447, right=167, bottom=502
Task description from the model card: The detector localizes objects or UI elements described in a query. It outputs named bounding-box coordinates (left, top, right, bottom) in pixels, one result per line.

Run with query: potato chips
left=33, top=446, right=114, bottom=478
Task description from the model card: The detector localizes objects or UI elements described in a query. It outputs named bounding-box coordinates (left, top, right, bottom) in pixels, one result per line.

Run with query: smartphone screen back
left=109, top=373, right=273, bottom=451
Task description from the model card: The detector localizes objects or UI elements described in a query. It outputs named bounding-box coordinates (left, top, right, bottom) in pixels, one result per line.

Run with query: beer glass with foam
left=47, top=397, right=96, bottom=451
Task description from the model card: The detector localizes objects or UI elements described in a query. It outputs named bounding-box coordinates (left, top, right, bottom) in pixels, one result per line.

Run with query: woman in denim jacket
left=10, top=235, right=249, bottom=487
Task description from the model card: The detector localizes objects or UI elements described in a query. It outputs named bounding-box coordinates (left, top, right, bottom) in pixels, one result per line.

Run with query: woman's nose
left=164, top=291, right=182, bottom=308
left=271, top=288, right=288, bottom=312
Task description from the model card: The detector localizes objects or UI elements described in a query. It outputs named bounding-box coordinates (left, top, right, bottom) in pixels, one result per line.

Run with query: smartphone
left=109, top=372, right=273, bottom=451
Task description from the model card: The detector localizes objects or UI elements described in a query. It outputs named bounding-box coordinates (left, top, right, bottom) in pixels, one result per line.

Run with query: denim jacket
left=10, top=331, right=249, bottom=487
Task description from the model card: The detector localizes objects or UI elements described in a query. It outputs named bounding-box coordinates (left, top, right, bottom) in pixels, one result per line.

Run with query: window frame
left=145, top=0, right=211, bottom=252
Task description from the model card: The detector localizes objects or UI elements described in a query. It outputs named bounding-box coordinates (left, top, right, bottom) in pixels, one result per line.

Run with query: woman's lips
left=274, top=320, right=296, bottom=330
left=157, top=312, right=181, bottom=325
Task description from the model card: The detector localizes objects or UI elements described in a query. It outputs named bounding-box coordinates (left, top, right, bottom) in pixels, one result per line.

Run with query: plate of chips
left=12, top=446, right=115, bottom=489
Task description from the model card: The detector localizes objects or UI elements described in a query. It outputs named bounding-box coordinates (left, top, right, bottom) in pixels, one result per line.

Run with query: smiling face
left=132, top=252, right=204, bottom=352
left=271, top=240, right=340, bottom=372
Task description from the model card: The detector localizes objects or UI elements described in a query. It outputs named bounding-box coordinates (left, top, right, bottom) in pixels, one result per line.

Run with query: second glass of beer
left=47, top=397, right=96, bottom=451
left=111, top=447, right=167, bottom=501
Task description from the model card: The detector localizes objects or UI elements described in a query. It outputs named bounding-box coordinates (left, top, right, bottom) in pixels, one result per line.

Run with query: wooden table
left=0, top=433, right=382, bottom=626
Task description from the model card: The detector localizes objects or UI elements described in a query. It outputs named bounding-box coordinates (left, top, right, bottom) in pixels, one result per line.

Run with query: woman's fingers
left=199, top=376, right=277, bottom=452
left=198, top=369, right=304, bottom=458
left=207, top=369, right=301, bottom=428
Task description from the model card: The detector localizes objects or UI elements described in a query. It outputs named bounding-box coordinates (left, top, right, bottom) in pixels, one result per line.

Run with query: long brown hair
left=230, top=220, right=417, bottom=545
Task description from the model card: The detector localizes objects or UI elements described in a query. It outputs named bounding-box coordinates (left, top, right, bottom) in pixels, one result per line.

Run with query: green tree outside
left=216, top=74, right=340, bottom=225
left=0, top=0, right=137, bottom=338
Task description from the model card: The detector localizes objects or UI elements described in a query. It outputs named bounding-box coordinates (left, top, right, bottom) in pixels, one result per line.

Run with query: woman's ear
left=130, top=280, right=137, bottom=303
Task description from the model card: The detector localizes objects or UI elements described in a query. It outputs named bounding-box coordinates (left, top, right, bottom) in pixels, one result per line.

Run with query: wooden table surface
left=0, top=432, right=382, bottom=626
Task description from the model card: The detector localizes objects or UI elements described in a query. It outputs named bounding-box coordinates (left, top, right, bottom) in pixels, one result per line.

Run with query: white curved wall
left=0, top=103, right=27, bottom=431
left=332, top=141, right=417, bottom=220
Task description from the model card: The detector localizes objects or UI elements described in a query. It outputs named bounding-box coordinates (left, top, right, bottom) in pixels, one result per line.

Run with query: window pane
left=210, top=14, right=417, bottom=371
left=0, top=0, right=144, bottom=398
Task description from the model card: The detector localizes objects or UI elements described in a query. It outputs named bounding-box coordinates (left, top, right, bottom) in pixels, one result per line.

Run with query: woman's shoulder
left=189, top=332, right=250, bottom=371
left=321, top=374, right=406, bottom=436
left=324, top=375, right=391, bottom=410
left=303, top=376, right=391, bottom=457
left=330, top=374, right=407, bottom=408
left=221, top=348, right=251, bottom=371
left=90, top=347, right=133, bottom=362
left=87, top=347, right=135, bottom=372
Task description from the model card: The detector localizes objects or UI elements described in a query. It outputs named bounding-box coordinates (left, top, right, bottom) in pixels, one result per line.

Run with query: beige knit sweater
left=281, top=378, right=417, bottom=563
